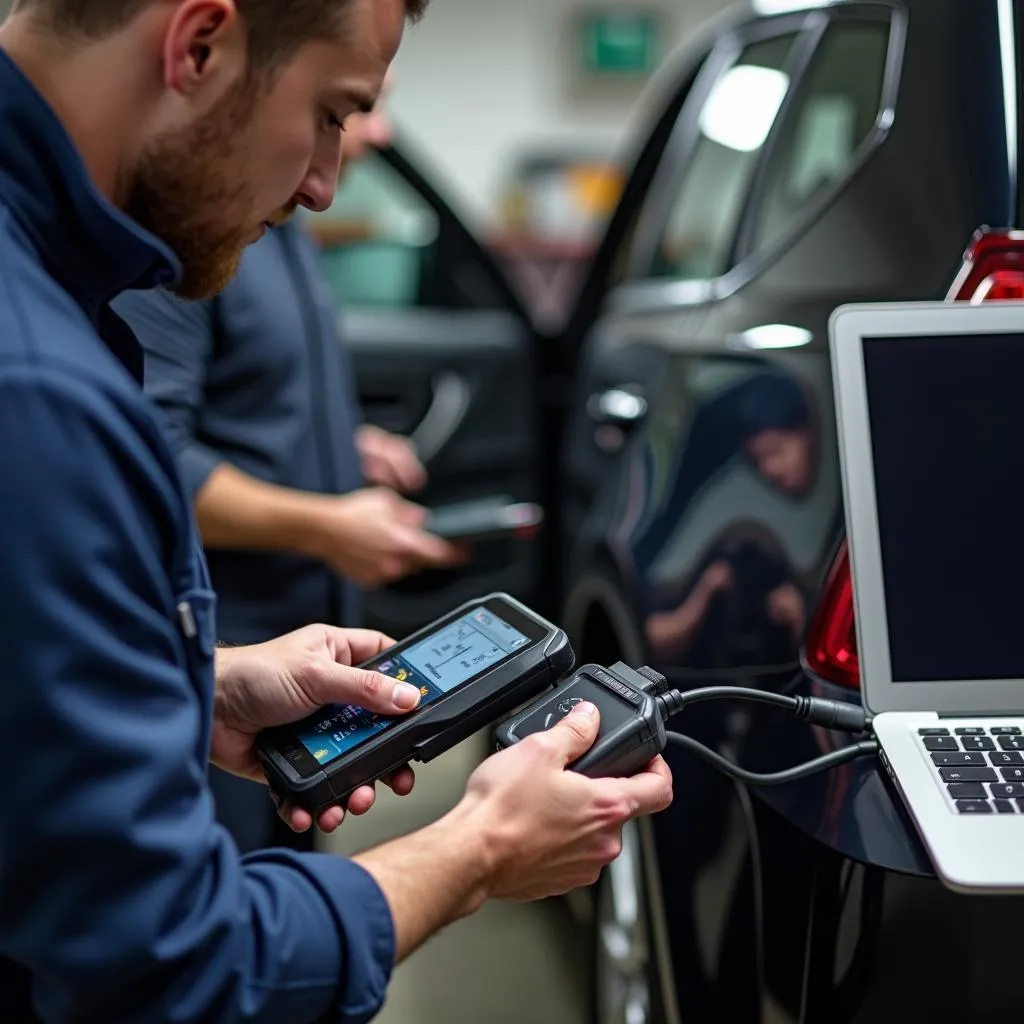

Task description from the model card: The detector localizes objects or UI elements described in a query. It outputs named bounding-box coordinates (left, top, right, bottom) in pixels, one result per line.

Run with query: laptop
left=830, top=300, right=1024, bottom=893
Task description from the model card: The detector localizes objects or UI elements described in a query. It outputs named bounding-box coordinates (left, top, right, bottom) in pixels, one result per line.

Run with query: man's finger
left=394, top=447, right=427, bottom=493
left=346, top=785, right=376, bottom=816
left=372, top=459, right=403, bottom=493
left=532, top=701, right=601, bottom=767
left=393, top=496, right=427, bottom=528
left=284, top=804, right=313, bottom=833
left=383, top=765, right=416, bottom=797
left=316, top=805, right=346, bottom=833
left=607, top=760, right=674, bottom=819
left=404, top=528, right=467, bottom=568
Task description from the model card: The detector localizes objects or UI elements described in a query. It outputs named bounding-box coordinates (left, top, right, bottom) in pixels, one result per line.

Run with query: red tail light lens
left=808, top=228, right=1024, bottom=688
left=947, top=228, right=1024, bottom=301
left=805, top=541, right=860, bottom=688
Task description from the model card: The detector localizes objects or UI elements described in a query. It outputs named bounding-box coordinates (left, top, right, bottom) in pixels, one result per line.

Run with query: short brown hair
left=15, top=0, right=427, bottom=71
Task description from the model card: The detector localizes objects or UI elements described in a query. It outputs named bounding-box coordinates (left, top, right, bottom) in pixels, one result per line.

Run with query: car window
left=752, top=19, right=891, bottom=252
left=647, top=33, right=798, bottom=281
left=303, top=153, right=440, bottom=309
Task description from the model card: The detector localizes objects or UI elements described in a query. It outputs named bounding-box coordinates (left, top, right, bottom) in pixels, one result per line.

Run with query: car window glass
left=647, top=33, right=798, bottom=281
left=302, top=153, right=440, bottom=309
left=752, top=19, right=890, bottom=251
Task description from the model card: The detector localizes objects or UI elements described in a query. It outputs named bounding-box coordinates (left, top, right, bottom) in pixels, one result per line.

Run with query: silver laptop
left=830, top=300, right=1024, bottom=893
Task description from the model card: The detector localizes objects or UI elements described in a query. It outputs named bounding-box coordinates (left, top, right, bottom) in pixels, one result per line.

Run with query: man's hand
left=353, top=702, right=673, bottom=963
left=212, top=625, right=419, bottom=833
left=767, top=582, right=806, bottom=640
left=459, top=702, right=674, bottom=900
left=304, top=487, right=465, bottom=586
left=310, top=487, right=465, bottom=585
left=357, top=424, right=427, bottom=494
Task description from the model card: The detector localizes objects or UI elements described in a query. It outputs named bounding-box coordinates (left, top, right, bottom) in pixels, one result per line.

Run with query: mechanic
left=0, top=2, right=674, bottom=1022
left=114, top=71, right=460, bottom=856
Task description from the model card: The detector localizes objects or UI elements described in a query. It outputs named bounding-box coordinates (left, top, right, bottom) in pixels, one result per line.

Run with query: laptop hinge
left=937, top=712, right=1022, bottom=719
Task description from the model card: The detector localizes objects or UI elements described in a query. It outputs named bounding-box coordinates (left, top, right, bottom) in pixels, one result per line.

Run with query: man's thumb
left=550, top=701, right=601, bottom=765
left=332, top=666, right=422, bottom=715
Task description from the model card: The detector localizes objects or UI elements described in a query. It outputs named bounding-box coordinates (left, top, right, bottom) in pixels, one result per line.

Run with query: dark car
left=306, top=1, right=1024, bottom=1021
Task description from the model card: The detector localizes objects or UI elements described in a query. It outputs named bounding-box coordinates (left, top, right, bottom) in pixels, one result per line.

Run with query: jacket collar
left=0, top=48, right=182, bottom=335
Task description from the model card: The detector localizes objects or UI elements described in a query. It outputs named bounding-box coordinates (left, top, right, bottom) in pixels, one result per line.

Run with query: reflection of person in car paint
left=635, top=371, right=816, bottom=661
left=646, top=538, right=808, bottom=663
left=633, top=370, right=818, bottom=579
left=745, top=419, right=816, bottom=496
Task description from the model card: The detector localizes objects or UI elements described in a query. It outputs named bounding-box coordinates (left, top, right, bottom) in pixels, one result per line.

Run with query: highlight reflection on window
left=698, top=64, right=790, bottom=153
left=649, top=33, right=795, bottom=281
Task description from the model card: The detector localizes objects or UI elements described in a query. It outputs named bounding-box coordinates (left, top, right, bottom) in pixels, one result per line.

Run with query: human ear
left=161, top=0, right=246, bottom=99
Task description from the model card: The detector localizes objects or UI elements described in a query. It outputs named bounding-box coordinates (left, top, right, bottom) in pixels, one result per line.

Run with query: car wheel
left=593, top=820, right=665, bottom=1024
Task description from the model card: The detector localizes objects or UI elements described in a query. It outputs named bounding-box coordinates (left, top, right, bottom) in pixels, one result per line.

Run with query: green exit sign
left=581, top=9, right=660, bottom=76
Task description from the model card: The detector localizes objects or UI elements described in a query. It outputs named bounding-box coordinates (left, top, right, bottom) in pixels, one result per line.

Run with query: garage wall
left=391, top=0, right=729, bottom=225
left=0, top=0, right=732, bottom=224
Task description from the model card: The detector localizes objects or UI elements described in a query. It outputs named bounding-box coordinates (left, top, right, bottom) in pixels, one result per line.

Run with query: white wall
left=390, top=0, right=729, bottom=226
left=0, top=0, right=730, bottom=225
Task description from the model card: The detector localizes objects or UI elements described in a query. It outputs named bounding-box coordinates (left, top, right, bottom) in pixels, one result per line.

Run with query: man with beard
left=115, top=76, right=462, bottom=858
left=0, top=1, right=673, bottom=1020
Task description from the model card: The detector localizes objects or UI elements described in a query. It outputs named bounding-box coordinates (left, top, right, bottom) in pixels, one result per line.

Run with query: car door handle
left=587, top=387, right=648, bottom=427
left=409, top=371, right=471, bottom=464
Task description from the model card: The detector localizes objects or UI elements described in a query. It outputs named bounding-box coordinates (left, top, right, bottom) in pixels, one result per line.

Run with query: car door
left=304, top=142, right=547, bottom=638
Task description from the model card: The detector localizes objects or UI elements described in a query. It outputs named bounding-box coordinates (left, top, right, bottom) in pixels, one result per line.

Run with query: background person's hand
left=212, top=625, right=419, bottom=834
left=457, top=702, right=673, bottom=901
left=767, top=581, right=806, bottom=640
left=306, top=486, right=466, bottom=586
left=356, top=424, right=427, bottom=494
left=644, top=559, right=734, bottom=653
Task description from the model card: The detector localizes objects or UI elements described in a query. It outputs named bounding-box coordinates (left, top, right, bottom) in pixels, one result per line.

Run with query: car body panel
left=561, top=1, right=1024, bottom=1021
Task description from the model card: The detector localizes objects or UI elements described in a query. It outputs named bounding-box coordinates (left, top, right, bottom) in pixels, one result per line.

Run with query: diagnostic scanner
left=258, top=594, right=574, bottom=814
left=494, top=662, right=671, bottom=778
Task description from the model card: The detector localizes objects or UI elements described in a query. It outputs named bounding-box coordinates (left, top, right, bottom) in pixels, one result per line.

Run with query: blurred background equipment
left=386, top=0, right=728, bottom=225
left=491, top=147, right=624, bottom=326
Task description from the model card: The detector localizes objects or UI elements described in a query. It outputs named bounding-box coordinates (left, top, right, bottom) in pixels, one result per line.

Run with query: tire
left=592, top=820, right=668, bottom=1024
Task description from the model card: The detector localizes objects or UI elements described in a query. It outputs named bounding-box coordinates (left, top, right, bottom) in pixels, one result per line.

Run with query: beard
left=124, top=85, right=259, bottom=300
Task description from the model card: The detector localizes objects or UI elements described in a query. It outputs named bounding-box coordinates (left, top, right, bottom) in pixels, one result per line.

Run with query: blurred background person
left=115, top=75, right=464, bottom=856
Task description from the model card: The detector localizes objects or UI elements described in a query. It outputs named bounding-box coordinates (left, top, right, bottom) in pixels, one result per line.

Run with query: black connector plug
left=647, top=679, right=871, bottom=735
left=657, top=690, right=687, bottom=720
left=792, top=696, right=871, bottom=733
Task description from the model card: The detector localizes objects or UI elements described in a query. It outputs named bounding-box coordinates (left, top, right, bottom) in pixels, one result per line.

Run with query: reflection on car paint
left=606, top=356, right=841, bottom=672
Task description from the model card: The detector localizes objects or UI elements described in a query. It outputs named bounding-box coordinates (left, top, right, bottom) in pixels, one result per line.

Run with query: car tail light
left=807, top=229, right=1024, bottom=688
left=947, top=228, right=1024, bottom=302
left=804, top=541, right=860, bottom=688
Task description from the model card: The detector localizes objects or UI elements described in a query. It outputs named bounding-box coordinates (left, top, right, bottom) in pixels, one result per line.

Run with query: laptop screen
left=863, top=332, right=1024, bottom=682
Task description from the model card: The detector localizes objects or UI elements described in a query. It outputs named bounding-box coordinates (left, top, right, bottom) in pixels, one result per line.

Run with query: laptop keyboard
left=917, top=724, right=1024, bottom=814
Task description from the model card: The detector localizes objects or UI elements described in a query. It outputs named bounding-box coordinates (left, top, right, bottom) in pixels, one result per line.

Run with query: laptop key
left=990, top=726, right=1022, bottom=736
left=956, top=800, right=993, bottom=814
left=990, top=782, right=1024, bottom=798
left=993, top=800, right=1016, bottom=814
left=924, top=737, right=959, bottom=751
left=939, top=767, right=998, bottom=782
left=947, top=782, right=987, bottom=799
left=997, top=736, right=1024, bottom=751
left=919, top=728, right=951, bottom=736
left=961, top=736, right=996, bottom=751
left=990, top=751, right=1024, bottom=765
left=932, top=752, right=985, bottom=766
left=955, top=727, right=986, bottom=736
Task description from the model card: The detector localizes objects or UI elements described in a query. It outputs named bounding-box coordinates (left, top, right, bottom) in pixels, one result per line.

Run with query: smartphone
left=257, top=593, right=574, bottom=814
left=424, top=498, right=544, bottom=543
